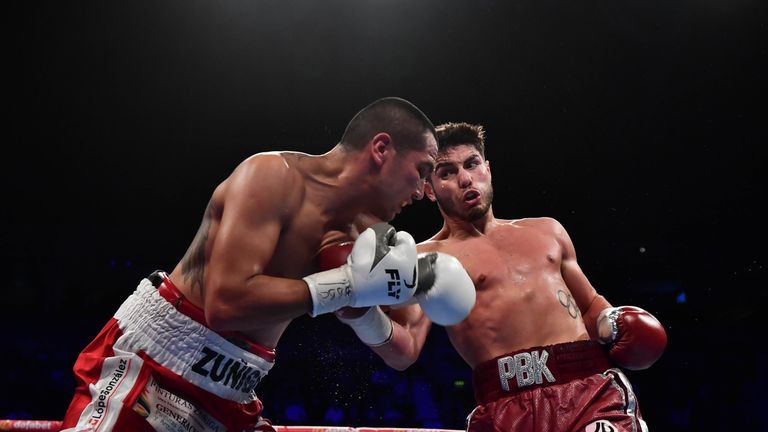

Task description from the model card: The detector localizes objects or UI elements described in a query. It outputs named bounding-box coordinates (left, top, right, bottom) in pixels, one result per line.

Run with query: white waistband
left=113, top=279, right=274, bottom=403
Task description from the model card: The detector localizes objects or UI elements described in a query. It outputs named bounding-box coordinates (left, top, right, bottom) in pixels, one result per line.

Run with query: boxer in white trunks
left=60, top=98, right=475, bottom=432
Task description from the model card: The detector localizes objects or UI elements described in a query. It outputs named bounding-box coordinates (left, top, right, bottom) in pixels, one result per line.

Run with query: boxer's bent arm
left=580, top=294, right=613, bottom=340
left=561, top=257, right=612, bottom=339
left=553, top=218, right=613, bottom=340
left=203, top=155, right=311, bottom=330
left=370, top=304, right=432, bottom=370
left=207, top=275, right=313, bottom=331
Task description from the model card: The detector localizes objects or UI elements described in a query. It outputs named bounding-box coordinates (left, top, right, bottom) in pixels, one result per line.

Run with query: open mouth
left=463, top=190, right=480, bottom=202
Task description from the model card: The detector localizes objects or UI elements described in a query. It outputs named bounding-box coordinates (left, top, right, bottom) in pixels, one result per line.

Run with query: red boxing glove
left=597, top=306, right=667, bottom=370
left=317, top=242, right=354, bottom=270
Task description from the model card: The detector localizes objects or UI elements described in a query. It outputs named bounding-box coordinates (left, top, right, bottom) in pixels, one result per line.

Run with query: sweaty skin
left=60, top=99, right=443, bottom=432
left=375, top=144, right=610, bottom=370
left=419, top=218, right=598, bottom=368
left=168, top=137, right=436, bottom=350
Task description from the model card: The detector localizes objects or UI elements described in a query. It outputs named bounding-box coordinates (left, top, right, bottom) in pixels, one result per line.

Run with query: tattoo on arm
left=557, top=289, right=581, bottom=319
left=181, top=200, right=214, bottom=293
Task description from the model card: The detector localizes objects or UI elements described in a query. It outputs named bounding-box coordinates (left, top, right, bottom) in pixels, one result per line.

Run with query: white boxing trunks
left=61, top=274, right=276, bottom=432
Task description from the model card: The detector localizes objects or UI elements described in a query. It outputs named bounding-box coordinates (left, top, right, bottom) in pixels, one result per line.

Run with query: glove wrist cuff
left=338, top=306, right=393, bottom=346
left=597, top=307, right=620, bottom=344
left=304, top=266, right=353, bottom=316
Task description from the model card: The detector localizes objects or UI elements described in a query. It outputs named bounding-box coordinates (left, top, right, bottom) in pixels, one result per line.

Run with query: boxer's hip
left=62, top=274, right=278, bottom=431
left=148, top=270, right=277, bottom=362
left=471, top=340, right=612, bottom=405
left=108, top=274, right=276, bottom=403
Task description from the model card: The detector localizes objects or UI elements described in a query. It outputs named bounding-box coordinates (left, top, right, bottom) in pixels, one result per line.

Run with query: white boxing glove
left=413, top=252, right=476, bottom=326
left=304, top=223, right=418, bottom=316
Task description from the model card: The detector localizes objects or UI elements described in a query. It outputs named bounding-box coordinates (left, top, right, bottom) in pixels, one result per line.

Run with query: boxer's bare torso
left=168, top=144, right=433, bottom=349
left=418, top=218, right=591, bottom=368
left=169, top=152, right=368, bottom=348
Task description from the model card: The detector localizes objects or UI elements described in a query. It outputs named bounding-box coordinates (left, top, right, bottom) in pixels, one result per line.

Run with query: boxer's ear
left=369, top=132, right=392, bottom=167
left=424, top=179, right=436, bottom=202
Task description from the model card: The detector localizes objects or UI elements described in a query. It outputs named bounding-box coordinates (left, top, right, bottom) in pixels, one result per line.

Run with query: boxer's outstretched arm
left=339, top=249, right=474, bottom=369
left=371, top=304, right=432, bottom=370
left=202, top=154, right=312, bottom=331
left=335, top=304, right=430, bottom=370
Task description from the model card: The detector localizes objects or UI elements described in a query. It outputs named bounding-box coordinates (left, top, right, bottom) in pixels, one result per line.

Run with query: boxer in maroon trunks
left=469, top=342, right=641, bottom=432
left=334, top=122, right=667, bottom=431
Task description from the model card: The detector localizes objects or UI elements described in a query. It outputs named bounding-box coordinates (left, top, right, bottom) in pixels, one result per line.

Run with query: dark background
left=3, top=0, right=766, bottom=430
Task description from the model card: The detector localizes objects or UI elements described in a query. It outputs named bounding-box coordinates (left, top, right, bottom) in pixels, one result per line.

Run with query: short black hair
left=340, top=97, right=436, bottom=152
left=435, top=122, right=486, bottom=158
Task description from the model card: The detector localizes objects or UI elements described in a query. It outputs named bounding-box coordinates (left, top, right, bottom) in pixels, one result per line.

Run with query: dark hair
left=340, top=97, right=436, bottom=152
left=435, top=122, right=486, bottom=158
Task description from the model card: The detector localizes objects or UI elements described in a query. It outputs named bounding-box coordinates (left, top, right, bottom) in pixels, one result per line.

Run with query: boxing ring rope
left=0, top=421, right=462, bottom=432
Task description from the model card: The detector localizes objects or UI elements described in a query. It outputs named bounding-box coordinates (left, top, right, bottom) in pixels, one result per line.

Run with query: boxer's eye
left=437, top=168, right=455, bottom=180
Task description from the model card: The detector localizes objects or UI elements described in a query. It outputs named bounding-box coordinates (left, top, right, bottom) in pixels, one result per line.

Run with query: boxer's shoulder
left=417, top=237, right=446, bottom=254
left=506, top=216, right=560, bottom=227
left=233, top=152, right=307, bottom=204
left=505, top=217, right=565, bottom=236
left=240, top=152, right=302, bottom=177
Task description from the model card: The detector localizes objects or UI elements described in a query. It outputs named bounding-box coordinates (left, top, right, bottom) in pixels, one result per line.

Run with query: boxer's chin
left=466, top=202, right=491, bottom=221
left=467, top=187, right=493, bottom=221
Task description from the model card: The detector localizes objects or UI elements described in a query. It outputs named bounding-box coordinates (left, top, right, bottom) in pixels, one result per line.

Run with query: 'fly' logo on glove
left=385, top=267, right=416, bottom=299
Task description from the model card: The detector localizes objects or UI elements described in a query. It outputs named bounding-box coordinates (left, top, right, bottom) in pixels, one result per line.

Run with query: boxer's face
left=427, top=144, right=493, bottom=221
left=374, top=132, right=437, bottom=221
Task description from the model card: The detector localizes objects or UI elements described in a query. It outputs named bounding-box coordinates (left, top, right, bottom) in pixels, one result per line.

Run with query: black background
left=3, top=1, right=766, bottom=430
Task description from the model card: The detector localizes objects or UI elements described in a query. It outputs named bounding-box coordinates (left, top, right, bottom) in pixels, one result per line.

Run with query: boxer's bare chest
left=444, top=224, right=563, bottom=293
left=264, top=202, right=355, bottom=279
left=444, top=223, right=581, bottom=364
